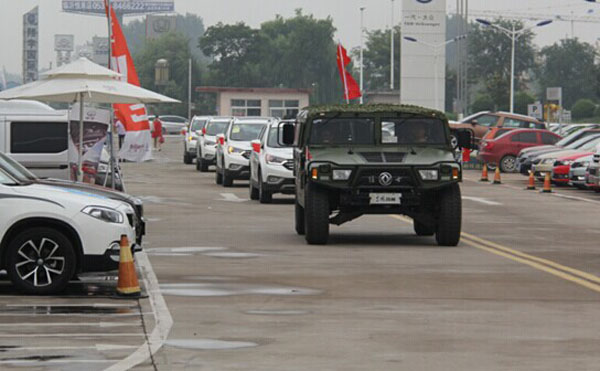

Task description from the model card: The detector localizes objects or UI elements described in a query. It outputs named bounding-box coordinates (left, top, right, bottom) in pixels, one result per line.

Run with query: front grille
left=359, top=152, right=407, bottom=163
left=283, top=161, right=294, bottom=171
left=355, top=168, right=415, bottom=188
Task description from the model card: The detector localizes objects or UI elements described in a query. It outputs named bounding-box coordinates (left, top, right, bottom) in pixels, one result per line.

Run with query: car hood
left=10, top=183, right=125, bottom=211
left=526, top=147, right=566, bottom=159
left=266, top=147, right=293, bottom=159
left=536, top=149, right=581, bottom=160
left=228, top=141, right=252, bottom=151
left=557, top=151, right=594, bottom=161
left=36, top=179, right=139, bottom=205
left=520, top=145, right=555, bottom=155
left=308, top=146, right=455, bottom=165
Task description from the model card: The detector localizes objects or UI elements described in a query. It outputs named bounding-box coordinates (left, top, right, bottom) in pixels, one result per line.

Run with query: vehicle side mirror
left=280, top=122, right=296, bottom=146
left=251, top=139, right=261, bottom=153
left=454, top=129, right=476, bottom=150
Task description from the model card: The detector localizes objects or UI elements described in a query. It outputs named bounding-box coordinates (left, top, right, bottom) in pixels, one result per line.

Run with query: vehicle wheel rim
left=15, top=238, right=65, bottom=287
left=503, top=157, right=516, bottom=171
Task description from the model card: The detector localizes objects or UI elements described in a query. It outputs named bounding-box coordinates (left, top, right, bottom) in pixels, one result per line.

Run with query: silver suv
left=196, top=117, right=232, bottom=172
left=249, top=121, right=295, bottom=203
left=183, top=116, right=210, bottom=165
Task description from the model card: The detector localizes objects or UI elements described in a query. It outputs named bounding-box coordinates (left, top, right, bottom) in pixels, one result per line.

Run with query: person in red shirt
left=152, top=115, right=164, bottom=151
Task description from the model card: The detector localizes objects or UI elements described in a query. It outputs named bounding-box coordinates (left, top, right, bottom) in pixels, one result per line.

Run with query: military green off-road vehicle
left=280, top=104, right=474, bottom=246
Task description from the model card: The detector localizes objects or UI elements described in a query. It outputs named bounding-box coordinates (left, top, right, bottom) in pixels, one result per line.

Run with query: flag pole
left=338, top=43, right=350, bottom=104
left=106, top=0, right=117, bottom=190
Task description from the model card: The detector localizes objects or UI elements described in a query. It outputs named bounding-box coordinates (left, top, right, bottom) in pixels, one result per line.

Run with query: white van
left=0, top=100, right=69, bottom=179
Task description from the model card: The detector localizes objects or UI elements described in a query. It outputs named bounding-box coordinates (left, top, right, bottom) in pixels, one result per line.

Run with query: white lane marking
left=1, top=344, right=139, bottom=352
left=0, top=360, right=115, bottom=365
left=6, top=303, right=134, bottom=308
left=217, top=193, right=247, bottom=202
left=0, top=312, right=152, bottom=317
left=0, top=333, right=144, bottom=338
left=0, top=322, right=139, bottom=328
left=462, top=196, right=502, bottom=206
left=551, top=192, right=600, bottom=205
left=104, top=251, right=173, bottom=371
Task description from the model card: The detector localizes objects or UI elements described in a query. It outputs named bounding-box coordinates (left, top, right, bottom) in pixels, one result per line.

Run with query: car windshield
left=0, top=169, right=18, bottom=185
left=567, top=134, right=600, bottom=149
left=267, top=127, right=286, bottom=148
left=382, top=118, right=448, bottom=145
left=230, top=123, right=266, bottom=141
left=190, top=119, right=206, bottom=131
left=309, top=118, right=375, bottom=145
left=206, top=121, right=229, bottom=136
left=0, top=153, right=37, bottom=182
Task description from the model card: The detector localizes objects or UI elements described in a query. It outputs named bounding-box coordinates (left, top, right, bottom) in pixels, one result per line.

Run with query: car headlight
left=228, top=146, right=244, bottom=154
left=266, top=154, right=287, bottom=164
left=82, top=206, right=124, bottom=224
left=418, top=169, right=439, bottom=181
left=332, top=169, right=352, bottom=181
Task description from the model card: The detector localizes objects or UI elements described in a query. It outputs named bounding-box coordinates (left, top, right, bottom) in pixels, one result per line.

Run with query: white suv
left=0, top=169, right=136, bottom=294
left=183, top=116, right=210, bottom=164
left=249, top=121, right=295, bottom=203
left=196, top=117, right=232, bottom=172
left=215, top=117, right=273, bottom=187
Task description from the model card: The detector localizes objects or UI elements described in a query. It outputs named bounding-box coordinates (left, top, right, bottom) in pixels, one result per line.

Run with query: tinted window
left=11, top=122, right=68, bottom=154
left=502, top=118, right=526, bottom=128
left=205, top=121, right=229, bottom=135
left=190, top=119, right=207, bottom=131
left=161, top=116, right=186, bottom=123
left=541, top=133, right=559, bottom=145
left=473, top=115, right=499, bottom=127
left=310, top=118, right=375, bottom=145
left=229, top=123, right=266, bottom=141
left=511, top=132, right=538, bottom=143
left=382, top=118, right=447, bottom=145
left=493, top=128, right=512, bottom=138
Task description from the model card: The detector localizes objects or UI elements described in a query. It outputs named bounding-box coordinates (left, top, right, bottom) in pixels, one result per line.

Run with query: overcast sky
left=1, top=0, right=599, bottom=75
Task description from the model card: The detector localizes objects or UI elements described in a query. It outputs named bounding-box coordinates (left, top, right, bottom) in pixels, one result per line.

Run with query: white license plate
left=369, top=193, right=402, bottom=205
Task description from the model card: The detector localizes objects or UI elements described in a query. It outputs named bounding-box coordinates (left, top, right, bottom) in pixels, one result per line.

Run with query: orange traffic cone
left=480, top=164, right=489, bottom=182
left=526, top=170, right=536, bottom=190
left=116, top=235, right=140, bottom=297
left=493, top=167, right=502, bottom=184
left=541, top=172, right=552, bottom=193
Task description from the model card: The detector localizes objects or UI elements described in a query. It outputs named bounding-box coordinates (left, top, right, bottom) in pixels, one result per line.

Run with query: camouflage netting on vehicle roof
left=302, top=104, right=447, bottom=120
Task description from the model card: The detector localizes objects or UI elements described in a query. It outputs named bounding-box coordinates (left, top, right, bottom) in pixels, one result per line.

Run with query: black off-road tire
left=222, top=173, right=233, bottom=187
left=258, top=173, right=272, bottom=204
left=249, top=179, right=259, bottom=200
left=304, top=184, right=330, bottom=245
left=6, top=228, right=76, bottom=295
left=215, top=168, right=223, bottom=185
left=295, top=200, right=305, bottom=235
left=183, top=150, right=193, bottom=164
left=414, top=220, right=435, bottom=236
left=435, top=183, right=462, bottom=246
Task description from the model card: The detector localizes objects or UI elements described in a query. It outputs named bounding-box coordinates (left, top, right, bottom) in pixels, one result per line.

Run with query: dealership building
left=196, top=87, right=311, bottom=119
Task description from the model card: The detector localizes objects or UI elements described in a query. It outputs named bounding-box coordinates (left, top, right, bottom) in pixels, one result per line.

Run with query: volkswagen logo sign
left=378, top=172, right=393, bottom=186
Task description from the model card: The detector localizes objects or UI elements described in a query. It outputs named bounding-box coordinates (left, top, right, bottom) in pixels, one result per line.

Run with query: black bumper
left=263, top=178, right=296, bottom=194
left=225, top=166, right=250, bottom=180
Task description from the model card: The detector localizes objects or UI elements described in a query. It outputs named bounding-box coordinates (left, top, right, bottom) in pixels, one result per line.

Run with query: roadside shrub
left=470, top=94, right=495, bottom=113
left=571, top=99, right=597, bottom=120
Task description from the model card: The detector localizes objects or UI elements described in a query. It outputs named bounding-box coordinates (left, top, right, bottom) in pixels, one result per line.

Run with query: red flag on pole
left=107, top=4, right=152, bottom=162
left=336, top=43, right=362, bottom=102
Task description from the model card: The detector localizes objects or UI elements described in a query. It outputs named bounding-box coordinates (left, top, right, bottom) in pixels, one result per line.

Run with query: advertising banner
left=63, top=0, right=174, bottom=15
left=401, top=0, right=447, bottom=110
left=22, top=6, right=39, bottom=84
left=68, top=104, right=110, bottom=184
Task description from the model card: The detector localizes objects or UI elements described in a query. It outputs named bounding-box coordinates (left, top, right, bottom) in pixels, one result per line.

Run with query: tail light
left=482, top=141, right=495, bottom=150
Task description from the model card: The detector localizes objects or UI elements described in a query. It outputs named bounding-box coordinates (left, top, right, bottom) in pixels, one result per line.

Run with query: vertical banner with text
left=22, top=6, right=39, bottom=83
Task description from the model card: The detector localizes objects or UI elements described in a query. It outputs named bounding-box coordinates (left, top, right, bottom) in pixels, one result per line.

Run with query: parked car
left=531, top=136, right=600, bottom=179
left=449, top=111, right=546, bottom=144
left=516, top=129, right=600, bottom=175
left=158, top=115, right=188, bottom=135
left=215, top=117, right=273, bottom=187
left=585, top=148, right=600, bottom=192
left=478, top=129, right=561, bottom=172
left=249, top=120, right=295, bottom=203
left=551, top=152, right=594, bottom=185
left=196, top=117, right=232, bottom=172
left=481, top=127, right=516, bottom=141
left=567, top=154, right=594, bottom=189
left=0, top=151, right=145, bottom=245
left=0, top=168, right=136, bottom=294
left=183, top=116, right=210, bottom=164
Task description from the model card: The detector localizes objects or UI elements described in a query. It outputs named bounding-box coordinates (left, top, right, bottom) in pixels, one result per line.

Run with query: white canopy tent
left=0, top=58, right=179, bottom=182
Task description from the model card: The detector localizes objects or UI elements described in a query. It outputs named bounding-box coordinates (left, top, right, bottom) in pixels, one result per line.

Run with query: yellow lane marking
left=389, top=215, right=600, bottom=293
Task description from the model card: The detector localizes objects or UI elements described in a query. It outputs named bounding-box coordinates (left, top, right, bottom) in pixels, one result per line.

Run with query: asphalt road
left=2, top=136, right=600, bottom=370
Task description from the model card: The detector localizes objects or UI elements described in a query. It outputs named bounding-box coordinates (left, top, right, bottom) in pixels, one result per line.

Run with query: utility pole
left=360, top=7, right=365, bottom=104
left=390, top=0, right=395, bottom=91
left=188, top=58, right=192, bottom=121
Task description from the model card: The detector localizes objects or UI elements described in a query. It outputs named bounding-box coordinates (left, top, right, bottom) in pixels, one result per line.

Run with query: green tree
left=514, top=91, right=535, bottom=115
left=538, top=39, right=598, bottom=109
left=468, top=20, right=536, bottom=109
left=133, top=32, right=201, bottom=116
left=471, top=94, right=495, bottom=112
left=354, top=26, right=401, bottom=92
left=571, top=98, right=597, bottom=120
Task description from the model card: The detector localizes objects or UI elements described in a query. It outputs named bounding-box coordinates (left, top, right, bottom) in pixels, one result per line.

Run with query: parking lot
left=2, top=136, right=599, bottom=370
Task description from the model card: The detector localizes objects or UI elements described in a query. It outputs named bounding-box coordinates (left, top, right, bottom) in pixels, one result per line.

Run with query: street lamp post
left=476, top=18, right=552, bottom=113
left=390, top=0, right=395, bottom=91
left=403, top=35, right=466, bottom=112
left=359, top=7, right=366, bottom=104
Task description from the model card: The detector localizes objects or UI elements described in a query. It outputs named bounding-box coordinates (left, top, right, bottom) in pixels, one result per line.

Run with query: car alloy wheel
left=500, top=155, right=517, bottom=173
left=15, top=238, right=66, bottom=288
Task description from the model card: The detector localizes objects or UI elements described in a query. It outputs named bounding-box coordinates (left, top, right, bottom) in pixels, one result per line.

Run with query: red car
left=479, top=129, right=562, bottom=173
left=551, top=152, right=594, bottom=185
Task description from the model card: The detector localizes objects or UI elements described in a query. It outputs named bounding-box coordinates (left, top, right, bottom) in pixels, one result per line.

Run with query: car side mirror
left=251, top=139, right=261, bottom=153
left=280, top=122, right=296, bottom=146
left=454, top=129, right=476, bottom=150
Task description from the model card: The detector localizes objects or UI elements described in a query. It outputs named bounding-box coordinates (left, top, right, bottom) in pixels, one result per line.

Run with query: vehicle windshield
left=190, top=119, right=206, bottom=131
left=309, top=118, right=375, bottom=145
left=267, top=127, right=286, bottom=148
left=0, top=169, right=19, bottom=185
left=0, top=153, right=37, bottom=182
left=206, top=121, right=229, bottom=136
left=567, top=134, right=600, bottom=149
left=382, top=118, right=448, bottom=145
left=230, top=123, right=266, bottom=141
